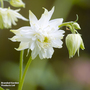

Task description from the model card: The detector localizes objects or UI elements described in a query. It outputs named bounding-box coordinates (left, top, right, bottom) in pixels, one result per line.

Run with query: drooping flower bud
left=72, top=22, right=81, bottom=30
left=65, top=34, right=85, bottom=58
left=9, top=0, right=25, bottom=8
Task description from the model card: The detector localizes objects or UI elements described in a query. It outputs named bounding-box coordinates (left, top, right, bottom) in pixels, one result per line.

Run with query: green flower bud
left=72, top=22, right=81, bottom=29
left=9, top=0, right=25, bottom=8
left=65, top=34, right=85, bottom=58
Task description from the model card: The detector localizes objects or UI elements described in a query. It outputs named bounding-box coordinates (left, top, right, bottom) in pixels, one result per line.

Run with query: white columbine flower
left=0, top=7, right=28, bottom=29
left=65, top=34, right=85, bottom=58
left=10, top=7, right=65, bottom=59
left=9, top=0, right=25, bottom=8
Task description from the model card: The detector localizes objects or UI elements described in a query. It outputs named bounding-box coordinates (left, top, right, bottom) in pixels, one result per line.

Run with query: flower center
left=44, top=37, right=48, bottom=43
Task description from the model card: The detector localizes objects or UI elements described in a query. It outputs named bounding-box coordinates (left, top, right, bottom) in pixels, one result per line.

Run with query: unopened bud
left=65, top=34, right=85, bottom=58
left=73, top=22, right=81, bottom=29
left=9, top=0, right=25, bottom=8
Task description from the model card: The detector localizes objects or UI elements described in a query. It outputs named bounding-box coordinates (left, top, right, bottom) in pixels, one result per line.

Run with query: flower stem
left=58, top=22, right=76, bottom=33
left=19, top=51, right=24, bottom=82
left=58, top=22, right=73, bottom=28
left=18, top=50, right=24, bottom=90
left=18, top=56, right=32, bottom=90
left=0, top=0, right=4, bottom=8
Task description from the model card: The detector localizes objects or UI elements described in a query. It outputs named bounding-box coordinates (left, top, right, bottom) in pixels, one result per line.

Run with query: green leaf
left=0, top=87, right=4, bottom=90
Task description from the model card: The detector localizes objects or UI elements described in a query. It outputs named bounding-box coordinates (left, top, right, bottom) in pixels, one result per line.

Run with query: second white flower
left=0, top=7, right=28, bottom=29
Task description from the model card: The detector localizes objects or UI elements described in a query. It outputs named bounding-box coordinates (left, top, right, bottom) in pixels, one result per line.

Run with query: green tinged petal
left=72, top=22, right=81, bottom=30
left=80, top=40, right=85, bottom=50
left=9, top=0, right=25, bottom=8
left=65, top=34, right=85, bottom=58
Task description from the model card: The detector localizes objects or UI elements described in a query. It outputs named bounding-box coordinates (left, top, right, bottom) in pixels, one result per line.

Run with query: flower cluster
left=0, top=7, right=28, bottom=29
left=10, top=7, right=65, bottom=59
left=0, top=0, right=85, bottom=59
left=0, top=0, right=27, bottom=29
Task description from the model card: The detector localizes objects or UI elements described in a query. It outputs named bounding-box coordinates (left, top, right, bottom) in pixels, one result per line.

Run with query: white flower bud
left=9, top=0, right=25, bottom=8
left=65, top=34, right=85, bottom=58
left=73, top=22, right=81, bottom=29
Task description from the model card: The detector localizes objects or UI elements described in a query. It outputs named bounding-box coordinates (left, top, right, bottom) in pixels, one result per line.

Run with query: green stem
left=18, top=56, right=32, bottom=90
left=18, top=50, right=24, bottom=90
left=58, top=22, right=73, bottom=28
left=19, top=51, right=24, bottom=82
left=58, top=22, right=76, bottom=34
left=0, top=0, right=4, bottom=8
left=71, top=24, right=75, bottom=34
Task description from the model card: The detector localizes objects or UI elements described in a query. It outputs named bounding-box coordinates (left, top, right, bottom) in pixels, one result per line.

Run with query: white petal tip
left=15, top=48, right=21, bottom=51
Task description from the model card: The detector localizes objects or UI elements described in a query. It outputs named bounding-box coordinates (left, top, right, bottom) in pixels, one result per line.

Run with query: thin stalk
left=58, top=22, right=73, bottom=28
left=59, top=22, right=76, bottom=33
left=18, top=56, right=32, bottom=90
left=19, top=50, right=24, bottom=83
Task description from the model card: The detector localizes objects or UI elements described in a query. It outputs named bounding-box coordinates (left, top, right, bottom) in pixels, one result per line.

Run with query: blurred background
left=0, top=0, right=90, bottom=90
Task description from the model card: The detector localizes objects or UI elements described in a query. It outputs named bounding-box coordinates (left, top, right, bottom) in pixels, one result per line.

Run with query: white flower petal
left=9, top=36, right=19, bottom=42
left=15, top=9, right=21, bottom=12
left=31, top=48, right=39, bottom=59
left=38, top=47, right=54, bottom=59
left=16, top=42, right=29, bottom=51
left=29, top=10, right=38, bottom=27
left=49, top=18, right=63, bottom=29
left=14, top=11, right=28, bottom=21
left=51, top=39, right=63, bottom=48
left=46, top=47, right=54, bottom=58
left=38, top=6, right=54, bottom=27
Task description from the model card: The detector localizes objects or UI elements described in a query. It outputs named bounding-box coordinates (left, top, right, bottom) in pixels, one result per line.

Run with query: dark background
left=0, top=0, right=90, bottom=90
